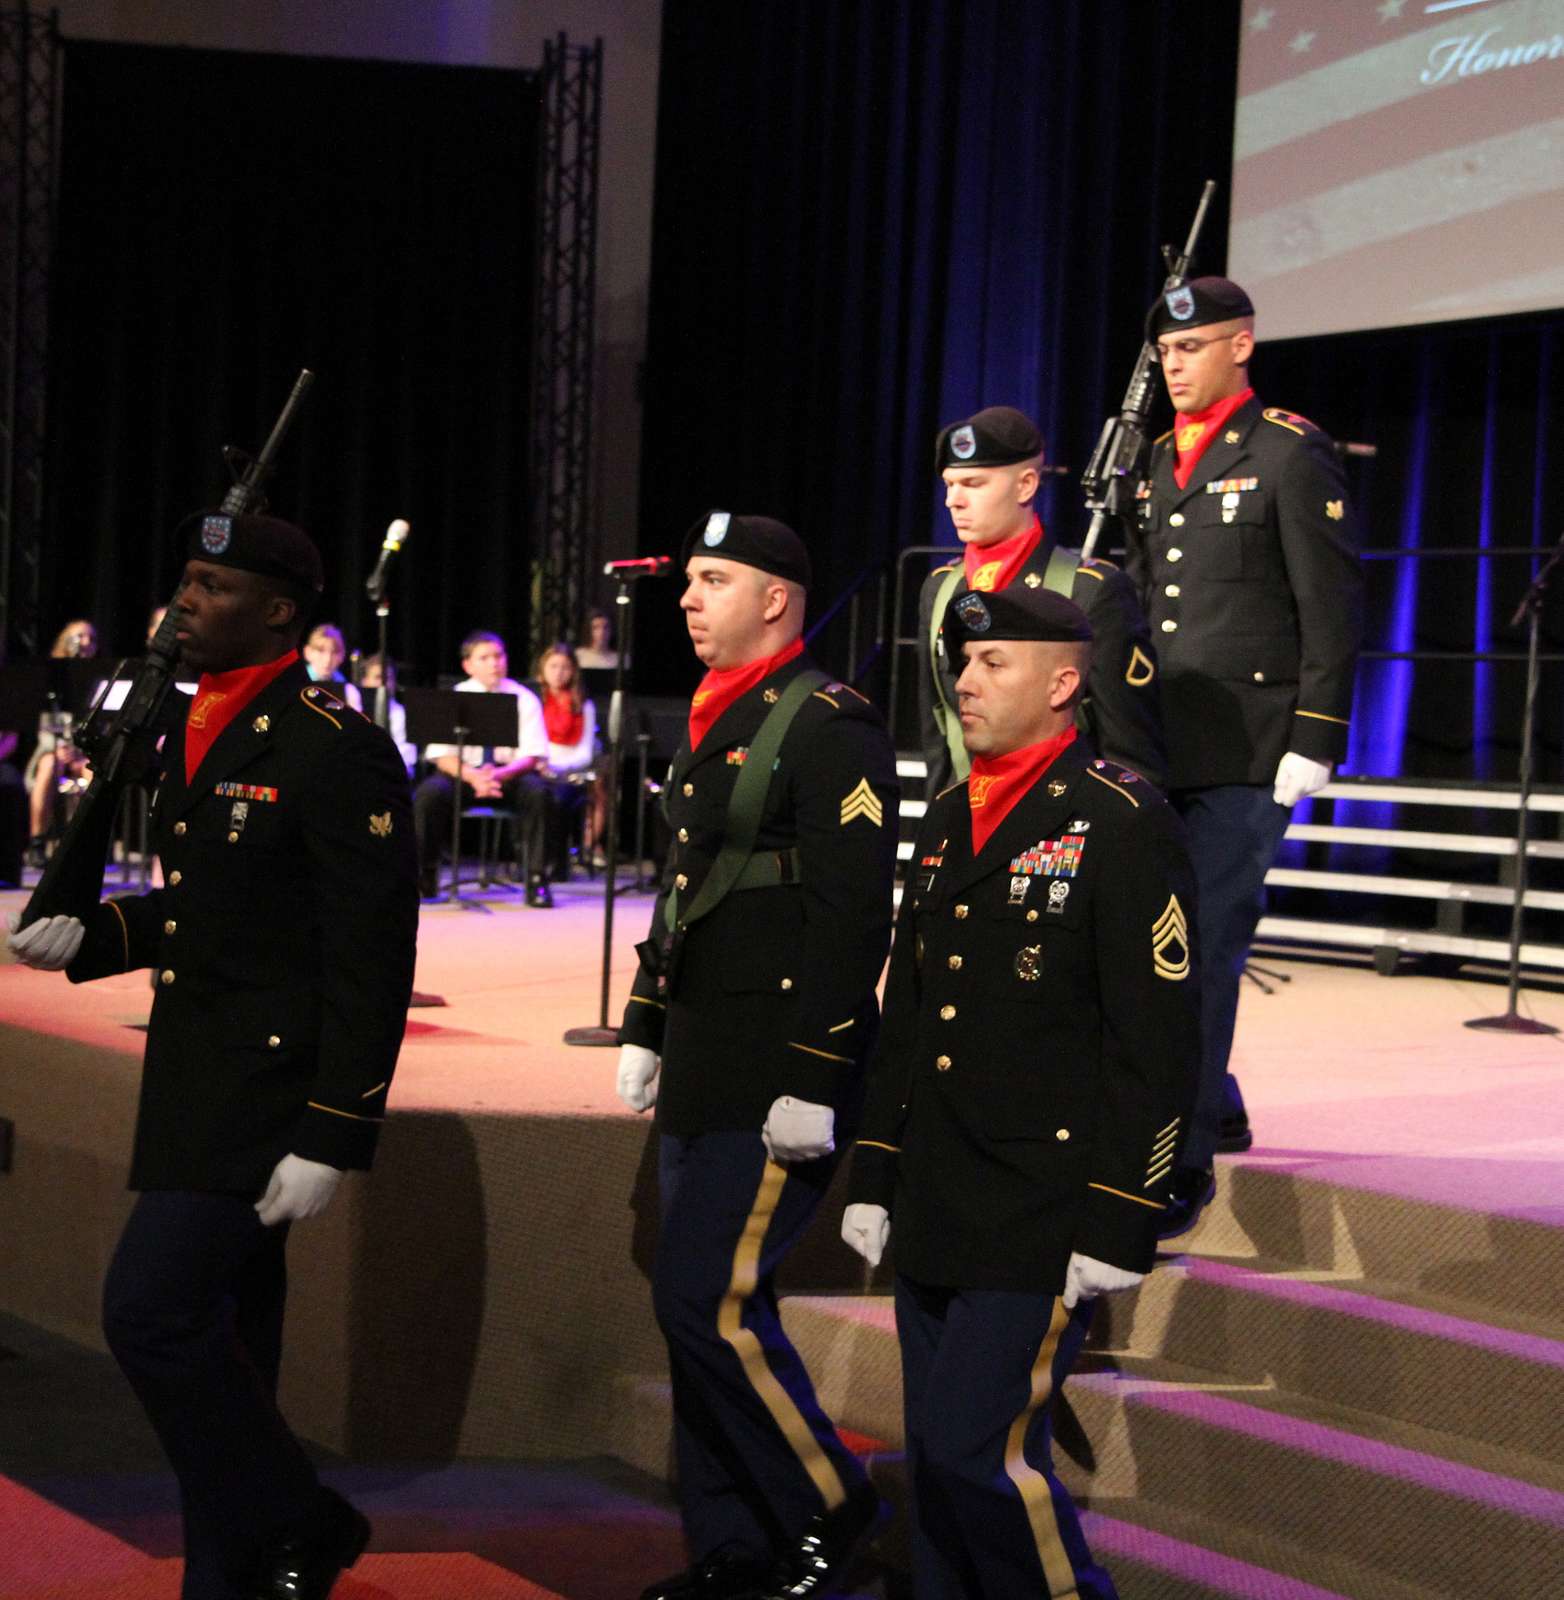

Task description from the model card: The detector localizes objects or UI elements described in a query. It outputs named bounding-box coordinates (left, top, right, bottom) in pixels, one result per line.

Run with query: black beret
left=679, top=511, right=812, bottom=591
left=934, top=406, right=1045, bottom=473
left=943, top=584, right=1093, bottom=651
left=1146, top=275, right=1255, bottom=342
left=179, top=510, right=325, bottom=593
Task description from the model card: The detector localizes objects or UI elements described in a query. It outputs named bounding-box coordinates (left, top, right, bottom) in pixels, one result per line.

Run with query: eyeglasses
left=1150, top=333, right=1237, bottom=364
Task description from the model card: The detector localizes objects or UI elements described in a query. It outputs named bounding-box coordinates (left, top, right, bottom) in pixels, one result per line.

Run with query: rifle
left=17, top=368, right=315, bottom=930
left=1079, top=181, right=1216, bottom=560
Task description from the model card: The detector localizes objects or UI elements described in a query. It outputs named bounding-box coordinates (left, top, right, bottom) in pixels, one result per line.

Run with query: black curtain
left=637, top=0, right=1564, bottom=782
left=47, top=40, right=539, bottom=682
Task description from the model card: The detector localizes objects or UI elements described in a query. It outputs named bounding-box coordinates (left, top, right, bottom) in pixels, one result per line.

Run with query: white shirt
left=424, top=675, right=547, bottom=767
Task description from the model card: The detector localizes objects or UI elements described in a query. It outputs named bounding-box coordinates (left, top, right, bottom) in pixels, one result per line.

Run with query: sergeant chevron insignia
left=839, top=778, right=883, bottom=827
left=1152, top=893, right=1190, bottom=980
left=369, top=811, right=393, bottom=837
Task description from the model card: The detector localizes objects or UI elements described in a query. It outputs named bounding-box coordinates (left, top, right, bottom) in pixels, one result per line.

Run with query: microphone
left=603, top=555, right=673, bottom=578
left=365, top=518, right=410, bottom=601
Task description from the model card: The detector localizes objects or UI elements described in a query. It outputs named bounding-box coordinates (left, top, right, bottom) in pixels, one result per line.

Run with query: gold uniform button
left=935, top=1054, right=952, bottom=1072
left=1168, top=512, right=1185, bottom=527
left=268, top=1035, right=281, bottom=1049
left=1253, top=670, right=1266, bottom=683
left=159, top=969, right=175, bottom=986
left=1055, top=1128, right=1070, bottom=1141
left=947, top=954, right=963, bottom=970
left=169, top=870, right=183, bottom=886
left=1161, top=619, right=1178, bottom=633
left=675, top=873, right=689, bottom=890
left=780, top=977, right=794, bottom=991
left=1165, top=583, right=1181, bottom=598
left=677, top=828, right=689, bottom=843
left=954, top=904, right=969, bottom=920
left=173, top=821, right=187, bottom=836
left=939, top=1004, right=956, bottom=1021
left=227, top=831, right=239, bottom=843
left=682, top=782, right=694, bottom=797
left=1167, top=547, right=1183, bottom=562
left=163, top=920, right=177, bottom=936
left=1026, top=909, right=1039, bottom=923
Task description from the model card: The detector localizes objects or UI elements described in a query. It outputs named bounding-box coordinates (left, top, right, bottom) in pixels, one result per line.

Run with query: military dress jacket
left=918, top=540, right=1164, bottom=798
left=1124, top=394, right=1363, bottom=790
left=68, top=660, right=419, bottom=1192
left=619, top=652, right=899, bottom=1137
left=847, top=736, right=1201, bottom=1293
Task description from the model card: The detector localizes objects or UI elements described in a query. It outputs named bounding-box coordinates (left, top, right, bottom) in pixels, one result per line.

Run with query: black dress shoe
left=418, top=869, right=441, bottom=900
left=755, top=1484, right=884, bottom=1599
left=1158, top=1166, right=1216, bottom=1241
left=639, top=1547, right=772, bottom=1600
left=527, top=878, right=554, bottom=908
left=247, top=1487, right=370, bottom=1599
left=1217, top=1112, right=1254, bottom=1153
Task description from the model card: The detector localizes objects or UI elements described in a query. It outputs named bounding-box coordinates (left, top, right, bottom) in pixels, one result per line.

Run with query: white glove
left=1272, top=751, right=1333, bottom=809
left=5, top=912, right=85, bottom=971
left=255, top=1154, right=343, bottom=1227
left=761, top=1095, right=835, bottom=1162
left=616, top=1043, right=661, bottom=1112
left=1062, top=1252, right=1145, bottom=1310
left=841, top=1202, right=890, bottom=1268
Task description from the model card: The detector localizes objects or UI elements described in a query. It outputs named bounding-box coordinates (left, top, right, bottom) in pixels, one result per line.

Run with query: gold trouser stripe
left=718, top=1159, right=847, bottom=1512
left=626, top=994, right=666, bottom=1010
left=1295, top=709, right=1348, bottom=726
left=1003, top=1299, right=1081, bottom=1598
left=108, top=900, right=130, bottom=971
left=1088, top=1180, right=1163, bottom=1211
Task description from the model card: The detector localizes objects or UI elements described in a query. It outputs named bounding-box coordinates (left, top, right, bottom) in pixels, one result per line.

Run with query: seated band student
left=302, top=623, right=364, bottom=711
left=534, top=641, right=597, bottom=884
left=411, top=629, right=553, bottom=906
left=26, top=618, right=100, bottom=863
left=358, top=654, right=416, bottom=776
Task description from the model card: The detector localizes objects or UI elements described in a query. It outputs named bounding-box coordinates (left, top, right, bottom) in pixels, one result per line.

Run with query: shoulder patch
left=1262, top=406, right=1316, bottom=437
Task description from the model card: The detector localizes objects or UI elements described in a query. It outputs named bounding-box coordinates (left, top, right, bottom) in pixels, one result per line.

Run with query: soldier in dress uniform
left=616, top=512, right=899, bottom=1600
left=842, top=583, right=1200, bottom=1600
left=1123, top=277, right=1362, bottom=1228
left=917, top=405, right=1164, bottom=798
left=7, top=511, right=419, bottom=1600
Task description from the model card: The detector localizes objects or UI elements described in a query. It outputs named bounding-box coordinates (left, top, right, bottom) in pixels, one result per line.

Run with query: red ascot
left=1172, top=387, right=1252, bottom=489
left=184, top=650, right=299, bottom=783
left=963, top=514, right=1043, bottom=593
left=543, top=691, right=583, bottom=747
left=688, top=637, right=805, bottom=751
left=967, top=726, right=1077, bottom=855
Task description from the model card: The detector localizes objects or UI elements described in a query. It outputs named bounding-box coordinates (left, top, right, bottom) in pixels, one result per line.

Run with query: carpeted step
left=1094, top=1255, right=1564, bottom=1468
left=1182, top=1159, right=1564, bottom=1328
left=1112, top=1381, right=1564, bottom=1597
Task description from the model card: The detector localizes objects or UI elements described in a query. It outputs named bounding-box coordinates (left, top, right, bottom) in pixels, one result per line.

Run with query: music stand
left=402, top=687, right=520, bottom=907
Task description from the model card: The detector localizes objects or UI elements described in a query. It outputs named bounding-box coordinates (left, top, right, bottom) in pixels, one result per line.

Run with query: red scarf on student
left=184, top=650, right=299, bottom=783
left=963, top=515, right=1043, bottom=593
left=1172, top=387, right=1252, bottom=490
left=543, top=690, right=583, bottom=747
left=688, top=637, right=805, bottom=751
left=968, top=727, right=1077, bottom=855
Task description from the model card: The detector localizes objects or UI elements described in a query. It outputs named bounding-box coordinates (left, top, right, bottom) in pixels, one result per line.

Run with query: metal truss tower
left=0, top=3, right=58, bottom=660
left=529, top=32, right=602, bottom=660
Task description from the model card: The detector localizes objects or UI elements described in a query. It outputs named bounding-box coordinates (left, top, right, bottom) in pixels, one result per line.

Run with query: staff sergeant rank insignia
left=1152, top=893, right=1190, bottom=981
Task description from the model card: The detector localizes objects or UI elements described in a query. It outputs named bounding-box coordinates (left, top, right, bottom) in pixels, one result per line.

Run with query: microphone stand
left=566, top=571, right=655, bottom=1046
left=1466, top=533, right=1562, bottom=1036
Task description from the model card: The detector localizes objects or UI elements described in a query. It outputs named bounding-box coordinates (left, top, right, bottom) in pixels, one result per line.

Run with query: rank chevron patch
left=1152, top=893, right=1190, bottom=981
left=840, top=778, right=883, bottom=827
